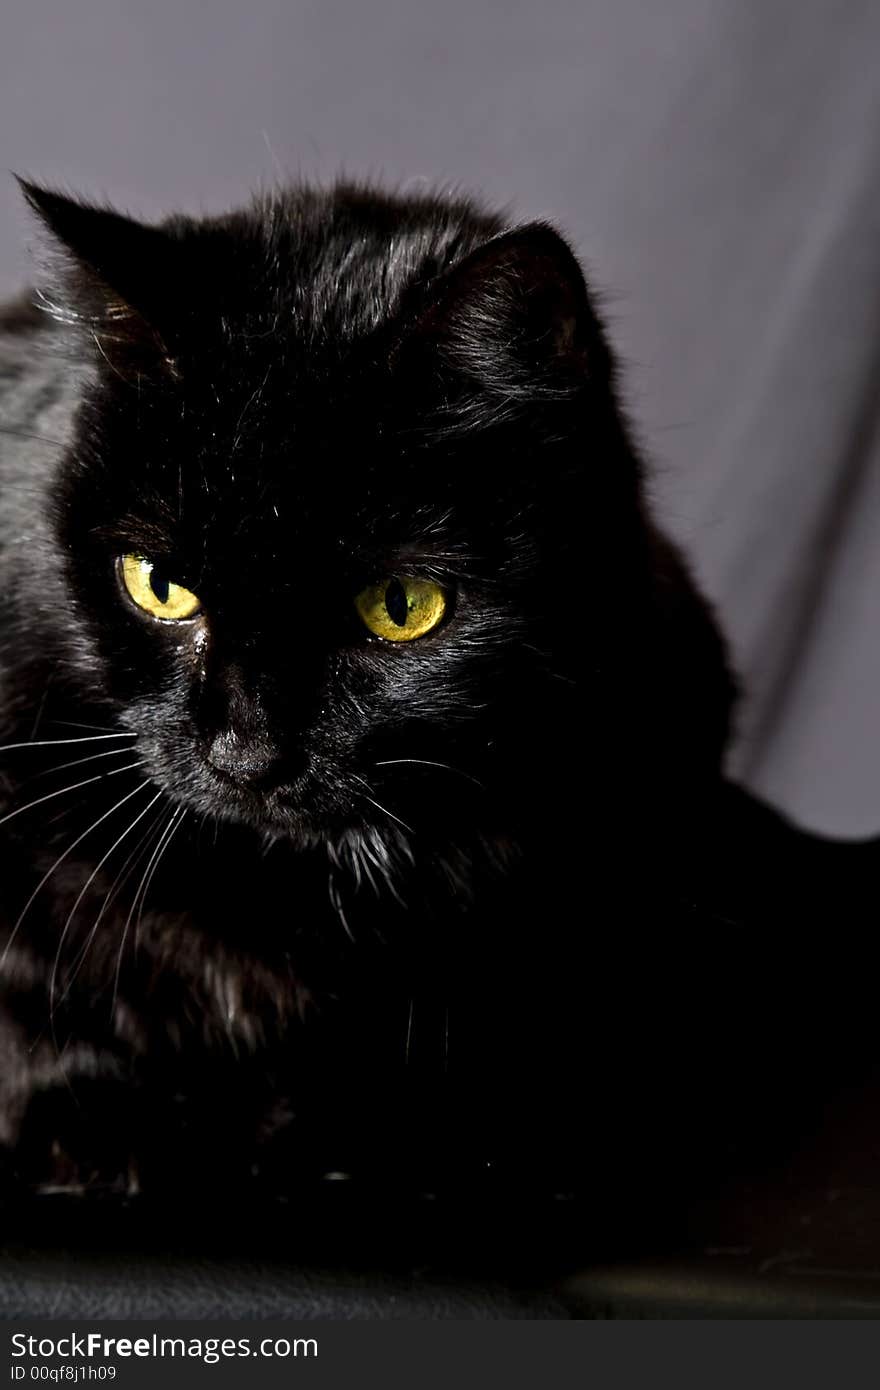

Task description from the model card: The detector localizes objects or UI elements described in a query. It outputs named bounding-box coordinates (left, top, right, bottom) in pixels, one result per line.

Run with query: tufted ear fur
left=18, top=179, right=180, bottom=370
left=391, top=222, right=614, bottom=436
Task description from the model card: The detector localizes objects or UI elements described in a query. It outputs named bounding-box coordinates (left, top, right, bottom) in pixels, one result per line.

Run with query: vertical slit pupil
left=150, top=568, right=170, bottom=604
left=385, top=578, right=409, bottom=627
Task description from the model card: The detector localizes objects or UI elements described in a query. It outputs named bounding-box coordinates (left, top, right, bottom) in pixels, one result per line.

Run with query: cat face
left=19, top=185, right=610, bottom=852
left=20, top=180, right=732, bottom=860
left=59, top=369, right=533, bottom=847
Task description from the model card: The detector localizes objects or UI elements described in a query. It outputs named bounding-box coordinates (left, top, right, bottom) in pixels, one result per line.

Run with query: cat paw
left=25, top=1138, right=139, bottom=1197
left=12, top=1077, right=143, bottom=1197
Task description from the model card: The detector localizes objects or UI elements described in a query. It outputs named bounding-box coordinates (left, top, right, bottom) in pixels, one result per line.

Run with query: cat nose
left=207, top=729, right=281, bottom=787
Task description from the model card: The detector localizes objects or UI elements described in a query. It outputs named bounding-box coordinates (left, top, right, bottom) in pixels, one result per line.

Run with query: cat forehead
left=167, top=188, right=502, bottom=345
left=83, top=351, right=457, bottom=551
left=73, top=189, right=515, bottom=553
left=91, top=441, right=460, bottom=561
left=93, top=343, right=459, bottom=526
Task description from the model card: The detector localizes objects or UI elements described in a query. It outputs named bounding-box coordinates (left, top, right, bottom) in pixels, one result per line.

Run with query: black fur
left=0, top=179, right=866, bottom=1210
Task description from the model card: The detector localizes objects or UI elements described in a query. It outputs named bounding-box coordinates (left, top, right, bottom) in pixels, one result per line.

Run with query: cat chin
left=195, top=793, right=349, bottom=847
left=172, top=777, right=405, bottom=858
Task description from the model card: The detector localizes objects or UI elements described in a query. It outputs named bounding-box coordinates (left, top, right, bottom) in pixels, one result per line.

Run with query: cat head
left=19, top=179, right=734, bottom=864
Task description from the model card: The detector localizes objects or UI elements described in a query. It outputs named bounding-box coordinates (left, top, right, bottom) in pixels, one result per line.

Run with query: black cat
left=0, top=180, right=872, bottom=1206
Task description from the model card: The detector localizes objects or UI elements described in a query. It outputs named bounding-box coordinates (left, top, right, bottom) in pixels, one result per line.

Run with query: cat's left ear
left=17, top=179, right=177, bottom=362
left=391, top=222, right=613, bottom=425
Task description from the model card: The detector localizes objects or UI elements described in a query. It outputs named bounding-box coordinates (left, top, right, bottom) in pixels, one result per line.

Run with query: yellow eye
left=354, top=576, right=447, bottom=642
left=120, top=554, right=201, bottom=621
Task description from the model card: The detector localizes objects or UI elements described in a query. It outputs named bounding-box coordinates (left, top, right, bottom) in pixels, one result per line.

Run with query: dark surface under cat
left=7, top=1085, right=880, bottom=1319
left=1, top=179, right=879, bottom=1316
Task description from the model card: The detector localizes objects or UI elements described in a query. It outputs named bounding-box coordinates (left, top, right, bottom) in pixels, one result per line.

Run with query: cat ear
left=17, top=179, right=177, bottom=364
left=393, top=222, right=612, bottom=430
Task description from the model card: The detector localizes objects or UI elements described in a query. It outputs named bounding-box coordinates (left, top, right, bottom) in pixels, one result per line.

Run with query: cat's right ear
left=17, top=179, right=177, bottom=367
left=388, top=222, right=616, bottom=440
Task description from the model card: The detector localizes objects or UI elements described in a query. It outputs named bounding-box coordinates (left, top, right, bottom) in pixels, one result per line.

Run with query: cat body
left=0, top=182, right=856, bottom=1206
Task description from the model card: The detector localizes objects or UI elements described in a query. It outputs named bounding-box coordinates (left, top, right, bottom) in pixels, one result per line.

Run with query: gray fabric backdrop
left=2, top=0, right=879, bottom=835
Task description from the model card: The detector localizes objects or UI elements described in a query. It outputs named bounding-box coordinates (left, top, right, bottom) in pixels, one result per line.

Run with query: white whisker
left=350, top=851, right=363, bottom=892
left=363, top=831, right=407, bottom=908
left=107, top=808, right=170, bottom=1016
left=49, top=721, right=123, bottom=733
left=50, top=785, right=162, bottom=1014
left=362, top=859, right=382, bottom=899
left=106, top=806, right=170, bottom=919
left=328, top=870, right=354, bottom=943
left=350, top=775, right=414, bottom=835
left=130, top=804, right=187, bottom=962
left=126, top=807, right=179, bottom=954
left=0, top=733, right=135, bottom=753
left=375, top=757, right=485, bottom=790
left=29, top=680, right=52, bottom=741
left=0, top=763, right=146, bottom=969
left=65, top=803, right=169, bottom=992
left=112, top=806, right=178, bottom=999
left=29, top=746, right=139, bottom=783
left=0, top=758, right=144, bottom=829
left=405, top=998, right=414, bottom=1065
